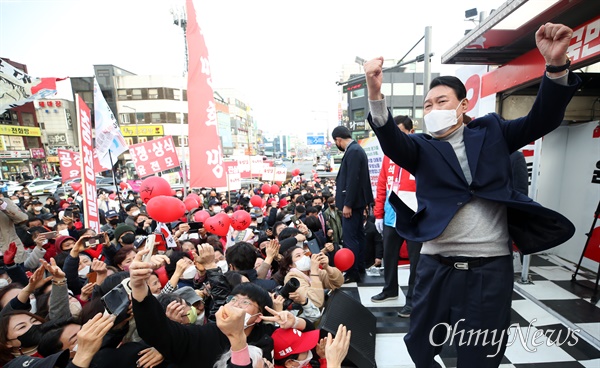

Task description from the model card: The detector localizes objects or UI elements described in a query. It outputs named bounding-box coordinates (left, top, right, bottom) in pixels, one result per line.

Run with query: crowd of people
left=0, top=176, right=364, bottom=367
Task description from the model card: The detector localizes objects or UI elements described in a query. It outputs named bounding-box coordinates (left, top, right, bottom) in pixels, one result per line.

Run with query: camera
left=275, top=277, right=300, bottom=310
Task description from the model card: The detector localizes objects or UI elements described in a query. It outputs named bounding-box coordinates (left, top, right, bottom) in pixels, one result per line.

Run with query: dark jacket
left=368, top=72, right=581, bottom=254
left=335, top=141, right=374, bottom=210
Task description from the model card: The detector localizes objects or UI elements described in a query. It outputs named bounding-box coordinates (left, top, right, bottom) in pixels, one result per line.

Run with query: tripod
left=571, top=199, right=600, bottom=305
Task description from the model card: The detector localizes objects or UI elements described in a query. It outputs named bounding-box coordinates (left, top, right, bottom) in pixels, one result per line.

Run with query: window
left=120, top=114, right=131, bottom=124
left=148, top=89, right=159, bottom=99
left=415, top=84, right=424, bottom=96
left=393, top=83, right=414, bottom=96
left=177, top=136, right=188, bottom=147
left=26, top=137, right=39, bottom=148
left=21, top=113, right=34, bottom=126
left=132, top=89, right=142, bottom=100
left=117, top=90, right=128, bottom=100
left=138, top=137, right=148, bottom=143
left=151, top=113, right=161, bottom=123
left=124, top=137, right=134, bottom=146
left=414, top=108, right=423, bottom=119
left=381, top=83, right=392, bottom=96
left=136, top=113, right=145, bottom=123
left=173, top=89, right=181, bottom=100
left=393, top=108, right=412, bottom=116
left=353, top=109, right=365, bottom=122
left=350, top=88, right=365, bottom=99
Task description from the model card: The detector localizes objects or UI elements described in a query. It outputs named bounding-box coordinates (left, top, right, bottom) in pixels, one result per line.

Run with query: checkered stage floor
left=339, top=254, right=600, bottom=368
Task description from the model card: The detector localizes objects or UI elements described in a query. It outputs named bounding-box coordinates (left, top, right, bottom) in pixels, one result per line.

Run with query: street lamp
left=122, top=105, right=138, bottom=143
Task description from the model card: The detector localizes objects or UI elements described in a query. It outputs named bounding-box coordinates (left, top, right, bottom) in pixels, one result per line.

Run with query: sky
left=0, top=0, right=506, bottom=136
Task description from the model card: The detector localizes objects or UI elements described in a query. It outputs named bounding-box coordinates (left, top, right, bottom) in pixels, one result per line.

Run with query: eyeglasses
left=226, top=295, right=258, bottom=309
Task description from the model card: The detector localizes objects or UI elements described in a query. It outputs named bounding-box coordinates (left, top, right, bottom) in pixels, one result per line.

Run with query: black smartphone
left=101, top=283, right=129, bottom=316
left=84, top=234, right=104, bottom=248
left=188, top=222, right=203, bottom=233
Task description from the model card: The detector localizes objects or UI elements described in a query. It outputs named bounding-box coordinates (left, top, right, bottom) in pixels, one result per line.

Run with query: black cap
left=332, top=126, right=352, bottom=139
left=105, top=210, right=119, bottom=218
left=5, top=350, right=70, bottom=368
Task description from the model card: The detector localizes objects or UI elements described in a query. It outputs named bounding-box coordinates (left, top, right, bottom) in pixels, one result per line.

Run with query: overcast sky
left=0, top=0, right=506, bottom=135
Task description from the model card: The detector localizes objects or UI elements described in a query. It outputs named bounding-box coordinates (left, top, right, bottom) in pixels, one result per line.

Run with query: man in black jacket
left=332, top=126, right=374, bottom=283
left=129, top=249, right=312, bottom=367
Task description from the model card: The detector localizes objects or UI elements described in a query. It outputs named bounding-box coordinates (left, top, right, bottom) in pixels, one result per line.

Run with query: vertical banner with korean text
left=58, top=149, right=105, bottom=182
left=186, top=0, right=226, bottom=189
left=128, top=136, right=180, bottom=178
left=76, top=95, right=99, bottom=232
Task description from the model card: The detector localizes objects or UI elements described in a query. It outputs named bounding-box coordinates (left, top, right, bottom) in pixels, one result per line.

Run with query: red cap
left=279, top=198, right=288, bottom=207
left=272, top=328, right=320, bottom=360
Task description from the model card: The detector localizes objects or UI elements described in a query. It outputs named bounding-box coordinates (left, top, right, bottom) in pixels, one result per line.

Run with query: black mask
left=109, top=218, right=119, bottom=226
left=17, top=323, right=42, bottom=348
left=315, top=205, right=322, bottom=212
left=120, top=233, right=136, bottom=245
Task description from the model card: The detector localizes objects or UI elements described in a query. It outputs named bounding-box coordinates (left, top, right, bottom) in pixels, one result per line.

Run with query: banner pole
left=108, top=151, right=124, bottom=212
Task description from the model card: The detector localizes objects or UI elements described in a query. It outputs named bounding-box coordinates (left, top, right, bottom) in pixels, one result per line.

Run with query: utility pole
left=423, top=26, right=432, bottom=134
left=171, top=5, right=188, bottom=195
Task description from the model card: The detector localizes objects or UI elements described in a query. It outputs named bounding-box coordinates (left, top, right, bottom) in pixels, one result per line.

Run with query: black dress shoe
left=370, top=292, right=399, bottom=303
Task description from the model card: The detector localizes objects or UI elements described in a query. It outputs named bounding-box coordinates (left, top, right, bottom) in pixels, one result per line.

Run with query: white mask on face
left=58, top=229, right=70, bottom=236
left=78, top=265, right=90, bottom=278
left=41, top=239, right=49, bottom=246
left=295, top=255, right=311, bottom=272
left=213, top=206, right=221, bottom=214
left=216, top=260, right=228, bottom=273
left=423, top=99, right=465, bottom=137
left=34, top=206, right=43, bottom=212
left=131, top=210, right=140, bottom=217
left=12, top=199, right=20, bottom=204
left=182, top=264, right=198, bottom=280
left=47, top=221, right=56, bottom=228
left=293, top=351, right=313, bottom=367
left=244, top=312, right=260, bottom=329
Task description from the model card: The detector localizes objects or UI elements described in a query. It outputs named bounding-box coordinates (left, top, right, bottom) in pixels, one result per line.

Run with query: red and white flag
left=128, top=136, right=180, bottom=178
left=0, top=59, right=61, bottom=113
left=186, top=0, right=226, bottom=188
left=76, top=95, right=99, bottom=232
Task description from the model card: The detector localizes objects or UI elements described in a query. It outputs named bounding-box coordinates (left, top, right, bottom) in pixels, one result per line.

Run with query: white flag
left=0, top=59, right=60, bottom=113
left=93, top=78, right=128, bottom=169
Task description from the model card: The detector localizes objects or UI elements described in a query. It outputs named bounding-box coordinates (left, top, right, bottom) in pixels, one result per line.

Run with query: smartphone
left=101, top=283, right=129, bottom=316
left=188, top=222, right=203, bottom=233
left=142, top=234, right=156, bottom=263
left=42, top=231, right=57, bottom=239
left=87, top=271, right=98, bottom=284
left=84, top=234, right=103, bottom=248
left=154, top=233, right=167, bottom=252
left=64, top=209, right=73, bottom=218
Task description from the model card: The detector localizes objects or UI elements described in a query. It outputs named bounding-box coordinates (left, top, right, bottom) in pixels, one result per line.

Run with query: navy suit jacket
left=335, top=141, right=374, bottom=210
left=368, top=72, right=581, bottom=255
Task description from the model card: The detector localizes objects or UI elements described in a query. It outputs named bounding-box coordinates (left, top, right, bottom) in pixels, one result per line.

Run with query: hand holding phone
left=84, top=234, right=104, bottom=249
left=42, top=231, right=58, bottom=240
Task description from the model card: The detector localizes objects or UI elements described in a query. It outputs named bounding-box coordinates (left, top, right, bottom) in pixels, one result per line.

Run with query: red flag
left=186, top=0, right=226, bottom=188
left=76, top=95, right=99, bottom=233
left=128, top=136, right=180, bottom=178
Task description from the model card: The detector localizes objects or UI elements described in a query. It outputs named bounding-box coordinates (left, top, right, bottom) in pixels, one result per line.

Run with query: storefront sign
left=120, top=125, right=164, bottom=137
left=128, top=135, right=180, bottom=178
left=48, top=133, right=68, bottom=145
left=0, top=150, right=31, bottom=159
left=30, top=148, right=46, bottom=159
left=8, top=136, right=24, bottom=149
left=0, top=125, right=41, bottom=137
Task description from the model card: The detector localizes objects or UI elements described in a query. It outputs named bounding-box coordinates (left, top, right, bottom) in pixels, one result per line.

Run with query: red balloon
left=205, top=213, right=231, bottom=236
left=270, top=184, right=280, bottom=195
left=146, top=196, right=186, bottom=223
left=261, top=184, right=271, bottom=194
left=70, top=182, right=82, bottom=192
left=292, top=169, right=300, bottom=176
left=231, top=210, right=251, bottom=230
left=194, top=210, right=210, bottom=223
left=334, top=248, right=355, bottom=272
left=119, top=181, right=128, bottom=190
left=250, top=195, right=263, bottom=207
left=184, top=197, right=199, bottom=211
left=139, top=176, right=172, bottom=204
left=108, top=193, right=116, bottom=200
left=187, top=193, right=201, bottom=202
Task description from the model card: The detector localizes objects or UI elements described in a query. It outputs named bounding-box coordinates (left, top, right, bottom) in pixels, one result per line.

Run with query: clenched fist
left=363, top=57, right=384, bottom=100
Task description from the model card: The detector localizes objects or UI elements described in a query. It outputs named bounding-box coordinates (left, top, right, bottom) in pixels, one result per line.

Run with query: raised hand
left=535, top=23, right=573, bottom=66
left=364, top=57, right=385, bottom=100
left=166, top=300, right=189, bottom=324
left=72, top=313, right=115, bottom=368
left=40, top=258, right=66, bottom=281
left=325, top=324, right=352, bottom=368
left=137, top=347, right=165, bottom=368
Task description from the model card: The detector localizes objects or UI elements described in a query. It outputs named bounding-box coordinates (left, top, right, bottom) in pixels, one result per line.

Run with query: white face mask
left=182, top=264, right=198, bottom=280
left=12, top=199, right=20, bottom=204
left=34, top=206, right=43, bottom=211
left=293, top=351, right=313, bottom=367
left=256, top=217, right=263, bottom=224
left=244, top=312, right=260, bottom=329
left=47, top=221, right=57, bottom=228
left=41, top=239, right=49, bottom=246
left=131, top=210, right=140, bottom=217
left=78, top=265, right=90, bottom=278
left=423, top=99, right=465, bottom=137
left=295, top=255, right=311, bottom=272
left=58, top=229, right=70, bottom=236
left=216, top=260, right=228, bottom=273
left=213, top=206, right=221, bottom=214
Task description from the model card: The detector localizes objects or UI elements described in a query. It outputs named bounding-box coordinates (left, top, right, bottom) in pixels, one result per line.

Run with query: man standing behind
left=364, top=23, right=579, bottom=367
left=332, top=126, right=373, bottom=283
left=371, top=116, right=422, bottom=320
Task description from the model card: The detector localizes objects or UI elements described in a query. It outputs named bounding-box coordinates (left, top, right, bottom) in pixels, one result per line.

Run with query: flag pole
left=108, top=151, right=124, bottom=212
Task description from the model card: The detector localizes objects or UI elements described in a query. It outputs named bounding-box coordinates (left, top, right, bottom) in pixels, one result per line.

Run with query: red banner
left=58, top=148, right=103, bottom=183
left=76, top=95, right=99, bottom=232
left=186, top=0, right=226, bottom=189
left=128, top=136, right=180, bottom=178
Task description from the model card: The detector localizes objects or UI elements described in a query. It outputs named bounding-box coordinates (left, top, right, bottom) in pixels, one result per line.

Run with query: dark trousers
left=342, top=208, right=365, bottom=279
left=382, top=225, right=422, bottom=303
left=404, top=254, right=513, bottom=368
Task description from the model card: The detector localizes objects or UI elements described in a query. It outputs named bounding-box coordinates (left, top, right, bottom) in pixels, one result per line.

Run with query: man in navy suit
left=332, top=126, right=374, bottom=283
left=364, top=23, right=580, bottom=367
